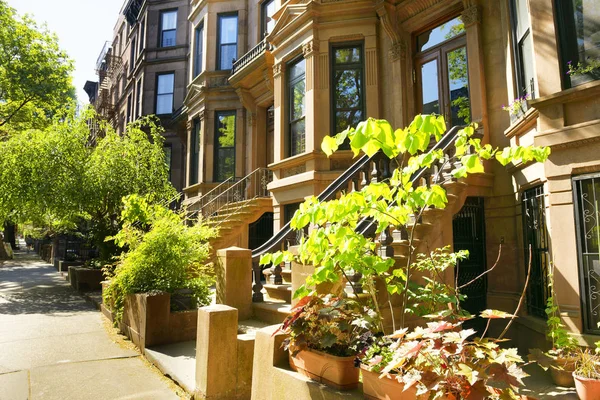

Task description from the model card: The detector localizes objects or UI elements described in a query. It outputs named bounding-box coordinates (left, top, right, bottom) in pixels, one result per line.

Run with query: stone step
left=264, top=284, right=292, bottom=303
left=281, top=269, right=292, bottom=284
left=252, top=300, right=291, bottom=325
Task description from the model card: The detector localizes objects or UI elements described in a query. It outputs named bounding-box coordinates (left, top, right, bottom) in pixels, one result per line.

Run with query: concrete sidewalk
left=0, top=247, right=186, bottom=400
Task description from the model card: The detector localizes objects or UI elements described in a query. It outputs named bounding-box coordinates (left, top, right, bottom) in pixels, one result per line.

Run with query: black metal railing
left=250, top=125, right=465, bottom=302
left=231, top=39, right=272, bottom=76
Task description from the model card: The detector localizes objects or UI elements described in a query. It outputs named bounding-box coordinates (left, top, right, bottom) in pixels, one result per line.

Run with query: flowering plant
left=360, top=318, right=528, bottom=400
left=502, top=94, right=530, bottom=117
left=277, top=294, right=380, bottom=357
left=567, top=58, right=600, bottom=77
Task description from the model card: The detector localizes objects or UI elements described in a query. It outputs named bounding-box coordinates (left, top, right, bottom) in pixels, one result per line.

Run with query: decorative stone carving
left=461, top=5, right=480, bottom=27
left=273, top=63, right=284, bottom=78
left=302, top=41, right=319, bottom=57
left=197, top=109, right=206, bottom=121
left=249, top=113, right=257, bottom=127
left=388, top=41, right=407, bottom=62
left=282, top=164, right=306, bottom=178
left=207, top=76, right=229, bottom=88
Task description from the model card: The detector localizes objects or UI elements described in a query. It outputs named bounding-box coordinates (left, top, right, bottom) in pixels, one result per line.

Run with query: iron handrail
left=186, top=175, right=237, bottom=209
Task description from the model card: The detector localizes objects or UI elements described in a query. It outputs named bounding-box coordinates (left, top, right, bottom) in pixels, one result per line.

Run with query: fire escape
left=95, top=41, right=122, bottom=125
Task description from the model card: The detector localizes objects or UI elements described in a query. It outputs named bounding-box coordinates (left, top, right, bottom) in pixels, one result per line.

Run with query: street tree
left=0, top=1, right=75, bottom=136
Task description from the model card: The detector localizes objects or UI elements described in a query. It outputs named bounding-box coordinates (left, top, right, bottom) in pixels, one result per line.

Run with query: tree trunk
left=3, top=222, right=16, bottom=249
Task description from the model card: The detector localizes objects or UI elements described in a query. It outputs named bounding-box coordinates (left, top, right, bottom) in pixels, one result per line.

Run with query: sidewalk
left=0, top=246, right=186, bottom=400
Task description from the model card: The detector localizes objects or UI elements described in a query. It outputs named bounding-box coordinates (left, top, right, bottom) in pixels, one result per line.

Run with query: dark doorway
left=249, top=212, right=274, bottom=250
left=453, top=197, right=487, bottom=333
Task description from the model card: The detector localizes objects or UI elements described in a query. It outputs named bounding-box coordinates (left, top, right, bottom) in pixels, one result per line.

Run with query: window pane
left=291, top=80, right=305, bottom=121
left=514, top=0, right=530, bottom=39
left=417, top=16, right=465, bottom=52
left=289, top=58, right=305, bottom=80
left=220, top=43, right=237, bottom=70
left=157, top=74, right=174, bottom=94
left=290, top=119, right=305, bottom=156
left=195, top=26, right=204, bottom=76
left=215, top=112, right=236, bottom=181
left=519, top=32, right=535, bottom=96
left=156, top=94, right=173, bottom=114
left=262, top=0, right=276, bottom=37
left=334, top=47, right=361, bottom=64
left=335, top=110, right=363, bottom=133
left=334, top=69, right=361, bottom=109
left=572, top=0, right=600, bottom=76
left=217, top=114, right=236, bottom=148
left=162, top=30, right=176, bottom=47
left=162, top=11, right=177, bottom=30
left=447, top=46, right=470, bottom=126
left=220, top=15, right=238, bottom=43
left=421, top=59, right=440, bottom=115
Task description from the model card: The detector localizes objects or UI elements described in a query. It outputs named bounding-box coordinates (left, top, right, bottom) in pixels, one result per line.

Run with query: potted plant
left=573, top=349, right=600, bottom=399
left=360, top=317, right=528, bottom=400
left=528, top=270, right=578, bottom=386
left=277, top=294, right=379, bottom=390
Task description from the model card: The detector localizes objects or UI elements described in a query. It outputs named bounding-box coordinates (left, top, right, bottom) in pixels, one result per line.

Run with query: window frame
left=135, top=78, right=143, bottom=118
left=194, top=22, right=204, bottom=78
left=287, top=55, right=306, bottom=157
left=216, top=12, right=238, bottom=70
left=155, top=72, right=175, bottom=115
left=159, top=9, right=178, bottom=48
left=126, top=92, right=133, bottom=123
left=138, top=17, right=145, bottom=54
left=213, top=110, right=237, bottom=182
left=190, top=119, right=200, bottom=185
left=329, top=41, right=366, bottom=144
left=413, top=16, right=469, bottom=128
left=508, top=0, right=535, bottom=98
left=130, top=36, right=136, bottom=72
left=260, top=0, right=275, bottom=40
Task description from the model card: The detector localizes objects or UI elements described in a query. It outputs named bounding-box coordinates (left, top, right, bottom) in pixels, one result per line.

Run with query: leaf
left=480, top=309, right=515, bottom=319
left=461, top=154, right=484, bottom=174
left=321, top=135, right=338, bottom=157
left=527, top=348, right=553, bottom=370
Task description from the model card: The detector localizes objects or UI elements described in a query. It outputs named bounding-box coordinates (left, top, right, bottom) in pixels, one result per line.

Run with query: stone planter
left=361, top=367, right=417, bottom=400
left=120, top=292, right=198, bottom=350
left=573, top=372, right=600, bottom=400
left=289, top=349, right=359, bottom=390
left=68, top=266, right=102, bottom=292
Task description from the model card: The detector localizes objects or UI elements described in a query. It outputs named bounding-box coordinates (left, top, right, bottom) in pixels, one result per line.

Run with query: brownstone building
left=85, top=0, right=191, bottom=192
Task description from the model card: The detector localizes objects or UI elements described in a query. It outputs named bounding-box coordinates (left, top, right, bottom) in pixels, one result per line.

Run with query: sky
left=8, top=0, right=126, bottom=105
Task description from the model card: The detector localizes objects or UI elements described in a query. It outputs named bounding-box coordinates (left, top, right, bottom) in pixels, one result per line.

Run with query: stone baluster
left=252, top=260, right=264, bottom=302
left=272, top=262, right=283, bottom=285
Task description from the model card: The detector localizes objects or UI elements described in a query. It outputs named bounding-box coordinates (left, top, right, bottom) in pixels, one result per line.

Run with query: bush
left=103, top=195, right=218, bottom=322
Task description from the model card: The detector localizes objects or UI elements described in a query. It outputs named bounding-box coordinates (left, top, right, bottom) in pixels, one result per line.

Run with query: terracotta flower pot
left=550, top=356, right=576, bottom=387
left=361, top=367, right=417, bottom=400
left=289, top=349, right=359, bottom=390
left=573, top=373, right=600, bottom=400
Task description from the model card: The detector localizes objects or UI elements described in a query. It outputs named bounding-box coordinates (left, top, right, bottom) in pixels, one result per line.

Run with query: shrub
left=103, top=195, right=218, bottom=322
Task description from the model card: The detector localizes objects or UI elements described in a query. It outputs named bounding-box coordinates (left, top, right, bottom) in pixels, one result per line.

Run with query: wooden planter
left=361, top=367, right=417, bottom=400
left=289, top=349, right=359, bottom=390
left=68, top=266, right=102, bottom=292
left=573, top=373, right=600, bottom=400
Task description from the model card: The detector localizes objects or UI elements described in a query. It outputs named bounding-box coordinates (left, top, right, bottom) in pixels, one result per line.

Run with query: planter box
left=60, top=260, right=82, bottom=274
left=100, top=281, right=116, bottom=322
left=68, top=266, right=102, bottom=292
left=289, top=349, right=359, bottom=390
left=361, top=368, right=417, bottom=400
left=120, top=292, right=197, bottom=350
left=574, top=373, right=600, bottom=400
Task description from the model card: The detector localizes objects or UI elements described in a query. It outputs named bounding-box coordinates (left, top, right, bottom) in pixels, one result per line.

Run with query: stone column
left=303, top=40, right=318, bottom=153
left=216, top=246, right=253, bottom=320
left=195, top=305, right=239, bottom=400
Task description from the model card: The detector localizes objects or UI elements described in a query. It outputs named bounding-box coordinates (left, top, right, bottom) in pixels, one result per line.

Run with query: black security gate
left=453, top=197, right=487, bottom=329
left=574, top=173, right=600, bottom=334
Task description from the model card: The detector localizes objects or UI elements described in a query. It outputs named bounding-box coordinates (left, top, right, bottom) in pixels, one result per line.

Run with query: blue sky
left=9, top=0, right=125, bottom=105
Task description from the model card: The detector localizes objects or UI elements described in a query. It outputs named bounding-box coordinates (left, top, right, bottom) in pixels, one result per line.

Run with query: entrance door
left=453, top=197, right=487, bottom=330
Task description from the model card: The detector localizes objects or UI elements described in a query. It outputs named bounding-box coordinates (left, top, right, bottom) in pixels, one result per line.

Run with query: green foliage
left=0, top=1, right=75, bottom=135
left=574, top=349, right=600, bottom=379
left=263, top=114, right=551, bottom=330
left=568, top=58, right=600, bottom=77
left=361, top=320, right=528, bottom=399
left=103, top=195, right=218, bottom=323
left=277, top=294, right=380, bottom=357
left=0, top=112, right=177, bottom=259
left=545, top=271, right=578, bottom=353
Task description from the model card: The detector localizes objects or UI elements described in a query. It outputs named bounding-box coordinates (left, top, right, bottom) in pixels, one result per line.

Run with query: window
left=261, top=0, right=276, bottom=39
left=190, top=119, right=200, bottom=185
left=160, top=10, right=177, bottom=47
left=135, top=79, right=142, bottom=118
left=522, top=186, right=549, bottom=319
left=139, top=18, right=145, bottom=54
left=121, top=68, right=127, bottom=94
left=130, top=37, right=136, bottom=71
left=415, top=15, right=471, bottom=127
left=214, top=111, right=236, bottom=181
left=217, top=13, right=238, bottom=70
left=556, top=0, right=600, bottom=88
left=164, top=145, right=172, bottom=181
left=509, top=0, right=535, bottom=98
left=331, top=43, right=364, bottom=146
left=194, top=23, right=204, bottom=77
left=156, top=73, right=174, bottom=115
left=574, top=174, right=600, bottom=334
left=126, top=93, right=132, bottom=123
left=288, top=57, right=306, bottom=156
